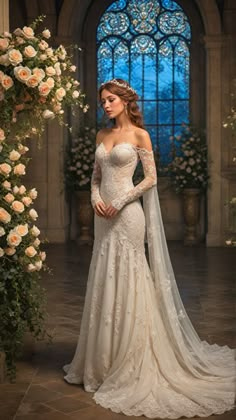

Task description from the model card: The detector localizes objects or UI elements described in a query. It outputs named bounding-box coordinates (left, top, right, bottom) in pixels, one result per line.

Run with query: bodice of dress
left=91, top=142, right=157, bottom=210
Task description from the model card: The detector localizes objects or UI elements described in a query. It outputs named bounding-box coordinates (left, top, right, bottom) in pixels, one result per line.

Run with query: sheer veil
left=143, top=186, right=236, bottom=381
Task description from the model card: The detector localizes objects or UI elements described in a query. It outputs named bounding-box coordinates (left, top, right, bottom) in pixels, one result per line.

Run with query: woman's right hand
left=94, top=201, right=107, bottom=217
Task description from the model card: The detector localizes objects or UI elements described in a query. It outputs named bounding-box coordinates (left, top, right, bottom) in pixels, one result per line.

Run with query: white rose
left=72, top=90, right=80, bottom=99
left=13, top=186, right=19, bottom=194
left=42, top=29, right=51, bottom=39
left=70, top=65, right=76, bottom=72
left=8, top=49, right=23, bottom=65
left=29, top=209, right=38, bottom=221
left=186, top=167, right=192, bottom=173
left=46, top=47, right=53, bottom=57
left=66, top=82, right=72, bottom=90
left=0, top=227, right=5, bottom=236
left=46, top=66, right=56, bottom=76
left=39, top=54, right=47, bottom=61
left=54, top=62, right=61, bottom=76
left=25, top=246, right=37, bottom=257
left=33, top=238, right=41, bottom=247
left=30, top=225, right=40, bottom=237
left=43, top=110, right=55, bottom=119
left=22, top=26, right=34, bottom=39
left=39, top=40, right=48, bottom=50
left=225, top=240, right=232, bottom=246
left=46, top=77, right=54, bottom=88
left=9, top=149, right=21, bottom=161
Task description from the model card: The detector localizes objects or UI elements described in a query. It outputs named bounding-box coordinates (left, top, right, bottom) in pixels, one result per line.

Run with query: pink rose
left=7, top=231, right=22, bottom=247
left=1, top=75, right=13, bottom=90
left=38, top=82, right=51, bottom=97
left=25, top=246, right=37, bottom=257
left=8, top=49, right=23, bottom=65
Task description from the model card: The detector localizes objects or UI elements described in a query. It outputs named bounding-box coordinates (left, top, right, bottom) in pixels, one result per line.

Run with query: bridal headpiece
left=100, top=79, right=136, bottom=95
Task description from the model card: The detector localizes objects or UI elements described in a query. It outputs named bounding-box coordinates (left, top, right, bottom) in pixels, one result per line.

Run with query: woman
left=64, top=79, right=235, bottom=418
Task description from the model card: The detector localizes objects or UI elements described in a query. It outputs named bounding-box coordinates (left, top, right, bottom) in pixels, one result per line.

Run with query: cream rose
left=72, top=90, right=80, bottom=99
left=0, top=207, right=11, bottom=223
left=15, top=224, right=28, bottom=237
left=0, top=248, right=4, bottom=257
left=9, top=149, right=21, bottom=161
left=30, top=225, right=40, bottom=236
left=8, top=49, right=23, bottom=65
left=33, top=238, right=41, bottom=247
left=39, top=40, right=48, bottom=50
left=4, top=193, right=14, bottom=204
left=24, top=45, right=37, bottom=58
left=0, top=227, right=5, bottom=237
left=39, top=54, right=47, bottom=61
left=70, top=65, right=76, bottom=72
left=18, top=185, right=26, bottom=195
left=0, top=163, right=11, bottom=176
left=42, top=110, right=55, bottom=119
left=18, top=144, right=29, bottom=154
left=4, top=247, right=16, bottom=256
left=29, top=188, right=38, bottom=199
left=11, top=200, right=25, bottom=213
left=27, top=263, right=37, bottom=272
left=42, top=29, right=51, bottom=39
left=22, top=26, right=34, bottom=39
left=46, top=47, right=53, bottom=57
left=38, top=82, right=51, bottom=97
left=46, top=66, right=56, bottom=76
left=54, top=62, right=61, bottom=76
left=29, top=209, right=38, bottom=221
left=7, top=231, right=22, bottom=247
left=22, top=196, right=32, bottom=207
left=14, top=163, right=26, bottom=175
left=13, top=186, right=19, bottom=194
left=35, top=260, right=43, bottom=271
left=26, top=75, right=40, bottom=88
left=1, top=75, right=14, bottom=90
left=25, top=246, right=37, bottom=258
left=2, top=180, right=11, bottom=190
left=46, top=77, right=54, bottom=88
left=0, top=38, right=9, bottom=51
left=14, top=66, right=31, bottom=83
left=55, top=87, right=66, bottom=102
left=32, top=67, right=45, bottom=81
left=0, top=53, right=10, bottom=66
left=0, top=128, right=5, bottom=142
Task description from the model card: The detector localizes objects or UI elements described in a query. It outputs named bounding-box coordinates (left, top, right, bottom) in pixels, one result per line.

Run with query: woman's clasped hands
left=94, top=201, right=118, bottom=219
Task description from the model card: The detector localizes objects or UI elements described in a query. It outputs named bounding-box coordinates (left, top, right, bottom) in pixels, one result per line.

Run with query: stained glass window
left=97, top=0, right=191, bottom=166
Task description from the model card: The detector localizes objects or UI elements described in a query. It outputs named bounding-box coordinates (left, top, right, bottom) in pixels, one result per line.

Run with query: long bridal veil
left=143, top=187, right=235, bottom=412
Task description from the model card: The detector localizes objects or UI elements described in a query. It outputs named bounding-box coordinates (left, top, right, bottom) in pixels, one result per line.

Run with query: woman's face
left=100, top=89, right=126, bottom=119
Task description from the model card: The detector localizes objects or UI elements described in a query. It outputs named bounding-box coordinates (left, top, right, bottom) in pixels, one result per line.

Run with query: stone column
left=205, top=36, right=223, bottom=246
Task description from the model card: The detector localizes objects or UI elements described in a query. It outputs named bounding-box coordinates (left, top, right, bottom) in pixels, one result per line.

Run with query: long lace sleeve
left=111, top=148, right=157, bottom=211
left=91, top=159, right=102, bottom=208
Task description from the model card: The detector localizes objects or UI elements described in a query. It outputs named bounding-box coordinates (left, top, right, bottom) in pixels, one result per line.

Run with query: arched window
left=97, top=0, right=191, bottom=166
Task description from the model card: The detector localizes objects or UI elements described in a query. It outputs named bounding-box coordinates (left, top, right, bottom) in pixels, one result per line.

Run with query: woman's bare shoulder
left=134, top=127, right=153, bottom=151
left=96, top=128, right=111, bottom=145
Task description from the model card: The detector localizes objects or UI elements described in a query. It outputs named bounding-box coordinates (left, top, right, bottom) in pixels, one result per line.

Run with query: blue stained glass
left=97, top=0, right=191, bottom=167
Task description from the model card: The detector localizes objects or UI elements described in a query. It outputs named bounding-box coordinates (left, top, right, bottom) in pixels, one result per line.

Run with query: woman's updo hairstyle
left=99, top=78, right=143, bottom=128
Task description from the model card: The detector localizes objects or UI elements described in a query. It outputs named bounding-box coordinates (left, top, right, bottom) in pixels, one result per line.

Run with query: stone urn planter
left=75, top=190, right=94, bottom=244
left=182, top=188, right=202, bottom=245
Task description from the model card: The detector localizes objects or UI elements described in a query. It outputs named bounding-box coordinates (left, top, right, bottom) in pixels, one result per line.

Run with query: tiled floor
left=0, top=242, right=235, bottom=420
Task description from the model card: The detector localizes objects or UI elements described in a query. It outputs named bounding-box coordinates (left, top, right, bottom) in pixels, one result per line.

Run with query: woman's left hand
left=105, top=204, right=118, bottom=218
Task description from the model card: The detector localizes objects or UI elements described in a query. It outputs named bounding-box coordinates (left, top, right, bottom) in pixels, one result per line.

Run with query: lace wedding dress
left=64, top=142, right=235, bottom=418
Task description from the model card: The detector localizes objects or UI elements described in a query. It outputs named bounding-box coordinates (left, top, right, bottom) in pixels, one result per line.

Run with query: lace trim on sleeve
left=111, top=148, right=157, bottom=211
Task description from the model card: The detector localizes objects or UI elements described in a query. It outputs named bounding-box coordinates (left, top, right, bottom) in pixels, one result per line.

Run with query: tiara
left=100, top=79, right=136, bottom=94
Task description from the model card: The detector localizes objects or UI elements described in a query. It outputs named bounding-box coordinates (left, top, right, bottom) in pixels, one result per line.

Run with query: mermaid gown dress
left=64, top=142, right=235, bottom=418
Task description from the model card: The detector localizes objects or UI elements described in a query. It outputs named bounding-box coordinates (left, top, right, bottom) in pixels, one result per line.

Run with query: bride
left=63, top=79, right=235, bottom=418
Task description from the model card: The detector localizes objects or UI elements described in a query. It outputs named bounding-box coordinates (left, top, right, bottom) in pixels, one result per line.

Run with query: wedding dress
left=64, top=142, right=235, bottom=418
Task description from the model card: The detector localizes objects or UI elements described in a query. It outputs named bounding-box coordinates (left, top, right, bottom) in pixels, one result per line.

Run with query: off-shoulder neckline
left=97, top=142, right=154, bottom=155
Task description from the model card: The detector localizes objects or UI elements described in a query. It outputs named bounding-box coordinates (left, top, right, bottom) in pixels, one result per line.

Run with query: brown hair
left=98, top=79, right=144, bottom=128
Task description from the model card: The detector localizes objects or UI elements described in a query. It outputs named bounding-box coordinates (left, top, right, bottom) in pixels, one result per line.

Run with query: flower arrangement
left=167, top=123, right=209, bottom=194
left=223, top=79, right=236, bottom=133
left=0, top=16, right=88, bottom=377
left=0, top=15, right=88, bottom=141
left=0, top=131, right=48, bottom=377
left=65, top=126, right=96, bottom=191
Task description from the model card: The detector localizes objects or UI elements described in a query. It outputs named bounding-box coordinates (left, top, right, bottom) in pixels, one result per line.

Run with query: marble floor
left=0, top=241, right=235, bottom=420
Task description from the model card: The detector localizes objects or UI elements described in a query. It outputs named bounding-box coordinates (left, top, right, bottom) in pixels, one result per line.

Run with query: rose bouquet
left=65, top=126, right=96, bottom=192
left=0, top=15, right=88, bottom=141
left=168, top=123, right=209, bottom=194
